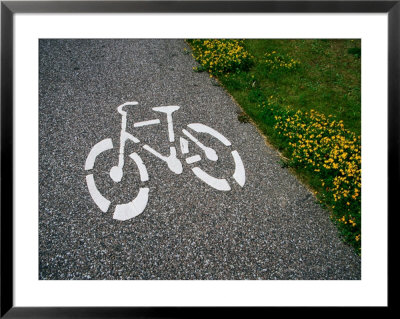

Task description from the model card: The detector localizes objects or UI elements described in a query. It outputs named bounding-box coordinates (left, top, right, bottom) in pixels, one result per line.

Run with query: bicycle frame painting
left=85, top=101, right=246, bottom=221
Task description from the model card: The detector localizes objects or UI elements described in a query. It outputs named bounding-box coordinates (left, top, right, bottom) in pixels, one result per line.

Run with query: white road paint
left=85, top=102, right=247, bottom=221
left=191, top=167, right=231, bottom=191
left=111, top=151, right=148, bottom=183
left=117, top=102, right=139, bottom=140
left=117, top=101, right=139, bottom=118
left=153, top=105, right=180, bottom=143
left=122, top=131, right=140, bottom=144
left=142, top=145, right=165, bottom=161
left=110, top=166, right=123, bottom=182
left=186, top=155, right=201, bottom=164
left=112, top=103, right=141, bottom=181
left=187, top=123, right=232, bottom=146
left=86, top=174, right=111, bottom=212
left=113, top=187, right=149, bottom=221
left=85, top=138, right=113, bottom=170
left=231, top=150, right=245, bottom=187
left=85, top=138, right=149, bottom=220
left=143, top=145, right=183, bottom=174
left=113, top=132, right=140, bottom=182
left=182, top=129, right=218, bottom=161
left=180, top=137, right=189, bottom=154
left=133, top=119, right=160, bottom=127
left=129, top=152, right=149, bottom=182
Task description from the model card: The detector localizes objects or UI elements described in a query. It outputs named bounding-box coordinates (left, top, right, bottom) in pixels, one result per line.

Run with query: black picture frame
left=1, top=0, right=395, bottom=317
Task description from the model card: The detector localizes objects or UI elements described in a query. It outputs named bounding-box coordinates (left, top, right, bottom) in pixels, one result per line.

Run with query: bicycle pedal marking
left=142, top=145, right=183, bottom=174
left=182, top=128, right=218, bottom=161
left=85, top=101, right=246, bottom=221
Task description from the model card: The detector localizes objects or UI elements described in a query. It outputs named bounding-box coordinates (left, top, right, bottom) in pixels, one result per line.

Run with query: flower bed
left=261, top=102, right=361, bottom=252
left=187, top=39, right=253, bottom=75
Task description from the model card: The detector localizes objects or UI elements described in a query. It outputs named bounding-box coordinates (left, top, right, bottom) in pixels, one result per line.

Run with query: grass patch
left=237, top=111, right=251, bottom=123
left=186, top=39, right=361, bottom=254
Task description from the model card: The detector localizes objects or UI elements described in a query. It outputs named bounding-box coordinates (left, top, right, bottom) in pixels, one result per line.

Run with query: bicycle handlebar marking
left=85, top=101, right=246, bottom=221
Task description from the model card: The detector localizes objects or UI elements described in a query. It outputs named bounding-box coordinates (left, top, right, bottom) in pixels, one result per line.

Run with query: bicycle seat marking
left=84, top=102, right=246, bottom=221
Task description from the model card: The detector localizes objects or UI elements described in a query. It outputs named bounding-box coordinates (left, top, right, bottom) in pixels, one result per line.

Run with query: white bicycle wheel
left=181, top=123, right=245, bottom=191
left=84, top=138, right=149, bottom=221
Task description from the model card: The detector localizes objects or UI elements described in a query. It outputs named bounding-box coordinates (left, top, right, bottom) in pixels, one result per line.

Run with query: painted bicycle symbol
left=85, top=102, right=245, bottom=221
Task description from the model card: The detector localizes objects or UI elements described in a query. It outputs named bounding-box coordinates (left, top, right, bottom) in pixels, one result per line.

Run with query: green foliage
left=187, top=39, right=254, bottom=76
left=348, top=47, right=361, bottom=58
left=237, top=112, right=250, bottom=123
left=263, top=51, right=301, bottom=72
left=271, top=106, right=361, bottom=251
left=186, top=39, right=361, bottom=254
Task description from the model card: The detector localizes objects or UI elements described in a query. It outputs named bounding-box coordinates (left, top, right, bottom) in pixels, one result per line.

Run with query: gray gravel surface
left=39, top=39, right=361, bottom=280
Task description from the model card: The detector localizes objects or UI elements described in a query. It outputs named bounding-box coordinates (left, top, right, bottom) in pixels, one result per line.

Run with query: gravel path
left=39, top=39, right=361, bottom=280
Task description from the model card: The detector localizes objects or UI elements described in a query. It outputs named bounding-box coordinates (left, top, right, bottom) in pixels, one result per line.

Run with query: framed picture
left=1, top=0, right=394, bottom=317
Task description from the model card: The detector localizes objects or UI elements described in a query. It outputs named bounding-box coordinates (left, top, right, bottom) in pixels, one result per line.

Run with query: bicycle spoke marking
left=185, top=155, right=201, bottom=164
left=185, top=123, right=246, bottom=189
left=182, top=129, right=218, bottom=161
left=180, top=137, right=189, bottom=154
left=143, top=145, right=183, bottom=174
left=187, top=123, right=231, bottom=146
